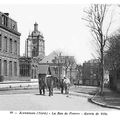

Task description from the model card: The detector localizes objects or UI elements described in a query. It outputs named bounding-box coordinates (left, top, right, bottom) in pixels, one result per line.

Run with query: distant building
left=25, top=22, right=45, bottom=58
left=39, top=51, right=62, bottom=80
left=39, top=51, right=77, bottom=83
left=82, top=59, right=100, bottom=86
left=0, top=12, right=21, bottom=81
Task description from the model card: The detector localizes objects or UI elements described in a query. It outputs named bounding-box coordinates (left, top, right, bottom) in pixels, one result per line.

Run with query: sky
left=0, top=3, right=120, bottom=64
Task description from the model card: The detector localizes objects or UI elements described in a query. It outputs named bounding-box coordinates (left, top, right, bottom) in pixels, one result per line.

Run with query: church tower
left=25, top=23, right=45, bottom=58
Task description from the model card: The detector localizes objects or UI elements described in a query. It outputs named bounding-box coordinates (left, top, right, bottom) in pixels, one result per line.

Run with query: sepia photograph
left=0, top=0, right=120, bottom=119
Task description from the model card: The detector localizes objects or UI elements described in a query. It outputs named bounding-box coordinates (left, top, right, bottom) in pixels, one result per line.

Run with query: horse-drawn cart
left=38, top=65, right=71, bottom=96
left=38, top=65, right=58, bottom=96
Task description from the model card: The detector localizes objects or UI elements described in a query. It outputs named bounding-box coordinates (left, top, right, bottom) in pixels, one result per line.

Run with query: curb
left=70, top=92, right=92, bottom=98
left=88, top=94, right=120, bottom=110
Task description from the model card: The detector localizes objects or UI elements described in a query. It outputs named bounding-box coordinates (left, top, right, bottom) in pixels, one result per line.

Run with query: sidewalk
left=0, top=80, right=38, bottom=90
left=89, top=88, right=120, bottom=110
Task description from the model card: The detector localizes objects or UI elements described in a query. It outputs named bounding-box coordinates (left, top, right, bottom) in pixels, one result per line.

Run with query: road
left=0, top=86, right=118, bottom=111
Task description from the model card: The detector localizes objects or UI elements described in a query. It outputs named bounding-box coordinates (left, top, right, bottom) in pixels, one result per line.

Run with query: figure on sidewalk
left=60, top=76, right=70, bottom=95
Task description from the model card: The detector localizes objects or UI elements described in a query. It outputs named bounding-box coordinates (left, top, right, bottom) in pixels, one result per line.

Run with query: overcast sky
left=0, top=4, right=120, bottom=64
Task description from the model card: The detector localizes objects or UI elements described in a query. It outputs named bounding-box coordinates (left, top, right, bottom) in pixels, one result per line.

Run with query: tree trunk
left=70, top=68, right=72, bottom=82
left=100, top=47, right=104, bottom=95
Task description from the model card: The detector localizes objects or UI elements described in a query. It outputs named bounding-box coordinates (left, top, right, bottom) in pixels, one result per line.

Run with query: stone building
left=19, top=57, right=39, bottom=81
left=82, top=59, right=100, bottom=86
left=19, top=23, right=45, bottom=80
left=25, top=22, right=45, bottom=58
left=0, top=12, right=21, bottom=81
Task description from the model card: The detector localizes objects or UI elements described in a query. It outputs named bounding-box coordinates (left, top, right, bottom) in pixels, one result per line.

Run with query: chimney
left=4, top=13, right=9, bottom=16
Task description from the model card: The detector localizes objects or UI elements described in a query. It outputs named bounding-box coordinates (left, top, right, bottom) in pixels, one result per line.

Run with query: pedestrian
left=63, top=77, right=70, bottom=97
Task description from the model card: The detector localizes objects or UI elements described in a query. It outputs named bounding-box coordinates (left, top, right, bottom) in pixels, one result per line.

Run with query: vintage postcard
left=0, top=0, right=119, bottom=120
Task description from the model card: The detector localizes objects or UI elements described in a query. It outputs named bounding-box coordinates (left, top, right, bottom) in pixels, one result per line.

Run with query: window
left=1, top=15, right=4, bottom=25
left=9, top=39, right=12, bottom=53
left=0, top=59, right=1, bottom=75
left=4, top=36, right=7, bottom=52
left=14, top=41, right=17, bottom=54
left=4, top=60, right=7, bottom=76
left=0, top=34, right=2, bottom=50
left=12, top=23, right=16, bottom=30
left=11, top=21, right=17, bottom=31
left=14, top=62, right=17, bottom=76
left=9, top=61, right=12, bottom=76
left=20, top=64, right=24, bottom=76
left=4, top=16, right=8, bottom=27
left=2, top=15, right=8, bottom=27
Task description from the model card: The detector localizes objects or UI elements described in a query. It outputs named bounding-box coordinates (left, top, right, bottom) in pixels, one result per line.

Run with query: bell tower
left=25, top=23, right=45, bottom=58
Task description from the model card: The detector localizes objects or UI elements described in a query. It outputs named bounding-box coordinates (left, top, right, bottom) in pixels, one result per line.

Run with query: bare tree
left=64, top=56, right=76, bottom=81
left=83, top=4, right=113, bottom=95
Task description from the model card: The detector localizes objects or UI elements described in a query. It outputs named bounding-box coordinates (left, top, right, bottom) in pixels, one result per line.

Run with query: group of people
left=38, top=75, right=71, bottom=96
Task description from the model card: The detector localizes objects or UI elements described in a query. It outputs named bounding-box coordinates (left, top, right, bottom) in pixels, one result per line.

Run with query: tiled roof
left=40, top=51, right=57, bottom=63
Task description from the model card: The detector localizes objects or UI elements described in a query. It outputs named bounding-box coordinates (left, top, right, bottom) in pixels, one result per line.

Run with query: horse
left=38, top=74, right=58, bottom=96
left=46, top=75, right=55, bottom=96
left=38, top=74, right=46, bottom=95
